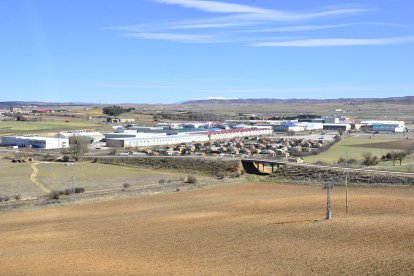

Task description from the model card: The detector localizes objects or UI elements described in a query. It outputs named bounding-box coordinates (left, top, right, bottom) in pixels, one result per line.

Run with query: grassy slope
left=36, top=162, right=205, bottom=192
left=0, top=160, right=42, bottom=197
left=0, top=121, right=98, bottom=136
left=304, top=136, right=402, bottom=163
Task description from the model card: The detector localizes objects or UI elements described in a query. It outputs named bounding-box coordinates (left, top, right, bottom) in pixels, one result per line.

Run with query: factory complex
left=0, top=116, right=408, bottom=149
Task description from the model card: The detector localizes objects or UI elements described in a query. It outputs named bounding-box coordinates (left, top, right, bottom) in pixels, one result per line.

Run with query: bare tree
left=69, top=136, right=90, bottom=161
left=397, top=152, right=407, bottom=166
left=389, top=151, right=398, bottom=166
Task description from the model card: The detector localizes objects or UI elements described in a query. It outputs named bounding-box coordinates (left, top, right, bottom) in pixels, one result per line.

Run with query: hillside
left=182, top=96, right=414, bottom=106
left=0, top=183, right=413, bottom=275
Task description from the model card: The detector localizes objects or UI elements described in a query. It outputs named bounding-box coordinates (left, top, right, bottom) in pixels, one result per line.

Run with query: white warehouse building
left=106, top=134, right=208, bottom=148
left=360, top=120, right=406, bottom=133
left=57, top=132, right=105, bottom=143
left=202, top=128, right=273, bottom=140
left=105, top=128, right=273, bottom=148
left=1, top=136, right=69, bottom=149
left=104, top=132, right=167, bottom=139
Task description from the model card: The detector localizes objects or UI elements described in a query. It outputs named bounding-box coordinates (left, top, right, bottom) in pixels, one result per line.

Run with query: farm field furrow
left=0, top=183, right=413, bottom=275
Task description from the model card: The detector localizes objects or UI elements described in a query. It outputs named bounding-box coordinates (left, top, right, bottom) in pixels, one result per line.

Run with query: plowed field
left=1, top=183, right=413, bottom=275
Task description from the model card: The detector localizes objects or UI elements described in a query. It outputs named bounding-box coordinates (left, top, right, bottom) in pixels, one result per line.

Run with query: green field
left=0, top=121, right=99, bottom=136
left=304, top=136, right=403, bottom=163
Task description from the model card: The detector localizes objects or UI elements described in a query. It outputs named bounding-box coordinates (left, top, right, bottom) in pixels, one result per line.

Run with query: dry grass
left=0, top=160, right=42, bottom=197
left=353, top=139, right=414, bottom=150
left=0, top=183, right=413, bottom=275
left=36, top=162, right=209, bottom=192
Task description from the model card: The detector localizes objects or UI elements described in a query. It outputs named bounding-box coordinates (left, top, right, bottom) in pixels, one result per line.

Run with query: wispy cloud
left=253, top=36, right=414, bottom=47
left=96, top=84, right=195, bottom=89
left=237, top=22, right=408, bottom=33
left=105, top=0, right=413, bottom=47
left=154, top=0, right=273, bottom=14
left=125, top=32, right=223, bottom=43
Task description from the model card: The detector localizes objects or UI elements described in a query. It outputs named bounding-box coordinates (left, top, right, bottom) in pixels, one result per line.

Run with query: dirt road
left=30, top=163, right=51, bottom=193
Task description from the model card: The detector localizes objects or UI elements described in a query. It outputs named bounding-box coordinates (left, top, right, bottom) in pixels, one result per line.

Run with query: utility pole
left=323, top=183, right=334, bottom=220
left=72, top=176, right=76, bottom=204
left=345, top=152, right=349, bottom=214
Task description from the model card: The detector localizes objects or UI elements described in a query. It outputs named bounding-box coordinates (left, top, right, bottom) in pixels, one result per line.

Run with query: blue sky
left=1, top=0, right=413, bottom=103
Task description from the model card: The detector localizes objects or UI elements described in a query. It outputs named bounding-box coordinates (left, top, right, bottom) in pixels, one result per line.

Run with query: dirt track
left=30, top=162, right=51, bottom=194
left=0, top=183, right=413, bottom=275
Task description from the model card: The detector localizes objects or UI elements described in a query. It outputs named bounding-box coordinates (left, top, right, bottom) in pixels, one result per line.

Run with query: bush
left=361, top=152, right=379, bottom=166
left=184, top=175, right=197, bottom=184
left=49, top=191, right=60, bottom=200
left=63, top=187, right=85, bottom=195
left=0, top=195, right=11, bottom=202
left=337, top=157, right=346, bottom=164
left=215, top=171, right=225, bottom=179
left=347, top=158, right=357, bottom=165
left=75, top=187, right=85, bottom=193
left=62, top=155, right=70, bottom=162
left=229, top=172, right=238, bottom=178
left=123, top=183, right=130, bottom=189
left=337, top=157, right=358, bottom=165
left=159, top=179, right=166, bottom=184
left=13, top=194, right=21, bottom=200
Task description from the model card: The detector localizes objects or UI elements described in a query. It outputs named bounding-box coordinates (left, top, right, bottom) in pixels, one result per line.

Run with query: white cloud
left=253, top=36, right=414, bottom=47
left=125, top=32, right=224, bottom=43
left=95, top=84, right=194, bottom=89
left=104, top=1, right=412, bottom=47
left=238, top=22, right=408, bottom=33
left=154, top=0, right=273, bottom=14
left=239, top=23, right=355, bottom=33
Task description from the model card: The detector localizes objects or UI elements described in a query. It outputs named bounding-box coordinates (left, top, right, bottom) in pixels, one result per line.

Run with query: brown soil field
left=0, top=183, right=413, bottom=275
left=353, top=139, right=414, bottom=150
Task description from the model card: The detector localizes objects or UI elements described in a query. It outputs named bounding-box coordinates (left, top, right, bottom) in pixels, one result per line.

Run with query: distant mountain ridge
left=181, top=96, right=414, bottom=105
left=1, top=96, right=413, bottom=107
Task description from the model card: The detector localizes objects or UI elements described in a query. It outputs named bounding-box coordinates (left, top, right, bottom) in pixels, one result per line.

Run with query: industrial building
left=360, top=120, right=406, bottom=133
left=324, top=116, right=352, bottom=124
left=295, top=122, right=324, bottom=131
left=274, top=122, right=323, bottom=132
left=274, top=122, right=305, bottom=132
left=198, top=128, right=273, bottom=140
left=104, top=132, right=167, bottom=139
left=106, top=134, right=208, bottom=148
left=1, top=136, right=69, bottom=149
left=323, top=124, right=351, bottom=132
left=106, top=118, right=135, bottom=123
left=57, top=132, right=105, bottom=143
left=105, top=128, right=273, bottom=148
